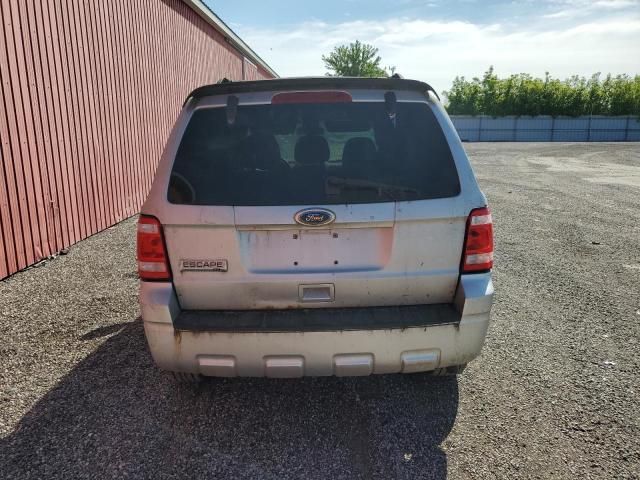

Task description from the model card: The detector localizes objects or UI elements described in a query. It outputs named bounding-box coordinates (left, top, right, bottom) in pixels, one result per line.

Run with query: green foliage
left=444, top=67, right=640, bottom=116
left=322, top=41, right=389, bottom=78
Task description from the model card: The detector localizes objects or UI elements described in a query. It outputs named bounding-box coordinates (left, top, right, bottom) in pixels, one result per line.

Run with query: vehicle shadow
left=1, top=319, right=459, bottom=480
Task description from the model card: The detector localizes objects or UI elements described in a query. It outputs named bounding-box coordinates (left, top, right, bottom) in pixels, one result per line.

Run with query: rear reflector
left=271, top=91, right=352, bottom=104
left=137, top=215, right=171, bottom=281
left=462, top=207, right=494, bottom=273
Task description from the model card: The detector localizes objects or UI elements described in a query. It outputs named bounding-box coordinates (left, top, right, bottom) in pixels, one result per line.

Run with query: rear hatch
left=161, top=88, right=469, bottom=310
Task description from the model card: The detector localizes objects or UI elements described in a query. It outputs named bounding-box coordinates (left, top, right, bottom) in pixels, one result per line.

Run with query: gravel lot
left=1, top=143, right=639, bottom=479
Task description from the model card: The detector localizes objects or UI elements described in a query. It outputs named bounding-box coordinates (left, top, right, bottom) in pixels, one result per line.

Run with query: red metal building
left=0, top=0, right=276, bottom=279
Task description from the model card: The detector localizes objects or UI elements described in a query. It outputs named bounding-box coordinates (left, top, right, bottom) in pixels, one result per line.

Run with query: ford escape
left=137, top=77, right=494, bottom=381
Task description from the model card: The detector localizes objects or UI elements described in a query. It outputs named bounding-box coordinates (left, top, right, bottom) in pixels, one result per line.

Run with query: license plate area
left=238, top=227, right=393, bottom=273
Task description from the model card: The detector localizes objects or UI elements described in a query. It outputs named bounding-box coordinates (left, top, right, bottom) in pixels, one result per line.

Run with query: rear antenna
left=217, top=77, right=232, bottom=84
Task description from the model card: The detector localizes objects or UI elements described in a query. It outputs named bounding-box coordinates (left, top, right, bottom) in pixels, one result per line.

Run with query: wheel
left=170, top=371, right=203, bottom=383
left=429, top=364, right=467, bottom=376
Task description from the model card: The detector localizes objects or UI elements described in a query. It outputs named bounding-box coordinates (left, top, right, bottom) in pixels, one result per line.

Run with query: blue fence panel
left=589, top=117, right=627, bottom=142
left=515, top=117, right=554, bottom=141
left=451, top=116, right=480, bottom=142
left=449, top=115, right=639, bottom=142
left=552, top=117, right=589, bottom=141
left=479, top=117, right=516, bottom=141
left=628, top=118, right=640, bottom=141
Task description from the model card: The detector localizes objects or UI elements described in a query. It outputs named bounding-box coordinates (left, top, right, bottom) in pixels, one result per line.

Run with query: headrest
left=294, top=135, right=330, bottom=166
left=253, top=133, right=281, bottom=160
left=342, top=137, right=377, bottom=174
left=342, top=137, right=377, bottom=169
left=240, top=133, right=283, bottom=170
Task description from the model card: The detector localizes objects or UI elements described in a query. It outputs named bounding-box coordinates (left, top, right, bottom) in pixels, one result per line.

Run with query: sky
left=205, top=0, right=640, bottom=94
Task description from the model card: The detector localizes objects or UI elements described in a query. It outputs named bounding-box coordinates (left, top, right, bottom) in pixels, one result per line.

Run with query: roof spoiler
left=183, top=77, right=440, bottom=105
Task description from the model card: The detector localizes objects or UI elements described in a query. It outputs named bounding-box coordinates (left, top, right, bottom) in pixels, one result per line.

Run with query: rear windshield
left=168, top=97, right=460, bottom=206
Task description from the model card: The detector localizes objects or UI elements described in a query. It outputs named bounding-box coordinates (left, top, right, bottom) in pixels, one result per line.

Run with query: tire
left=170, top=371, right=203, bottom=383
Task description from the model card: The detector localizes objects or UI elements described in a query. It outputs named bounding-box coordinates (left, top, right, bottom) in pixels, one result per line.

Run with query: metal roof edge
left=182, top=0, right=278, bottom=78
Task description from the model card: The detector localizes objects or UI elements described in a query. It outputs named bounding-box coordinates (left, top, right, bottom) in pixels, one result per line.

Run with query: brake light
left=271, top=91, right=352, bottom=104
left=137, top=215, right=171, bottom=281
left=462, top=207, right=494, bottom=273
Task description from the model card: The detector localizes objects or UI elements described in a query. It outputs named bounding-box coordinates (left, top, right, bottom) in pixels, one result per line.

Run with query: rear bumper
left=139, top=273, right=493, bottom=377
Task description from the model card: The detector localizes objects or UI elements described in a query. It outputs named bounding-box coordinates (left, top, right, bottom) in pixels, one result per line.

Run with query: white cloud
left=242, top=14, right=640, bottom=93
left=543, top=0, right=639, bottom=18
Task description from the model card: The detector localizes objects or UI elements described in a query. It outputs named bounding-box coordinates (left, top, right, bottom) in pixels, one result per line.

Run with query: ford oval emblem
left=294, top=208, right=336, bottom=227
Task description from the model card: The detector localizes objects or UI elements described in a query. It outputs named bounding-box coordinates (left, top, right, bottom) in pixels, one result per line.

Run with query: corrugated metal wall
left=452, top=115, right=640, bottom=142
left=0, top=0, right=274, bottom=279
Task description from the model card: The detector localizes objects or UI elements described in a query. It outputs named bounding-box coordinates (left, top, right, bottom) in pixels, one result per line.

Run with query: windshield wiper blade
left=327, top=176, right=419, bottom=198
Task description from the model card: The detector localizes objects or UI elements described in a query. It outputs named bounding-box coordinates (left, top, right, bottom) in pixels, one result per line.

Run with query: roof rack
left=186, top=77, right=441, bottom=103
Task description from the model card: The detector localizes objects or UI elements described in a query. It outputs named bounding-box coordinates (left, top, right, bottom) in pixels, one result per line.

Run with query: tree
left=443, top=66, right=640, bottom=116
left=322, top=41, right=389, bottom=77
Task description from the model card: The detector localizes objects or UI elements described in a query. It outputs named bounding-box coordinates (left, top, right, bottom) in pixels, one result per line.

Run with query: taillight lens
left=462, top=207, right=494, bottom=273
left=271, top=91, right=352, bottom=104
left=137, top=215, right=171, bottom=281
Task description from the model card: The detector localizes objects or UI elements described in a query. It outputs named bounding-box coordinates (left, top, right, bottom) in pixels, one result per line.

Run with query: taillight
left=137, top=215, right=171, bottom=281
left=462, top=207, right=494, bottom=273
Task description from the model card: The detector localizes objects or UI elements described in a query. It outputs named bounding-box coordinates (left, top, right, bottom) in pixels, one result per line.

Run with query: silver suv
left=137, top=77, right=494, bottom=381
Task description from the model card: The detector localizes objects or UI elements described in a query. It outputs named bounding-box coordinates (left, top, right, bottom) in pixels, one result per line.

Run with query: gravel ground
left=1, top=143, right=639, bottom=479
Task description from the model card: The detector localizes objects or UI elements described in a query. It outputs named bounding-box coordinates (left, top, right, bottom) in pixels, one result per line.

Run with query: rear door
left=160, top=89, right=471, bottom=310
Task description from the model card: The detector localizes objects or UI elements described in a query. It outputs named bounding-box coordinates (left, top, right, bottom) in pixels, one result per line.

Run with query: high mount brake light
left=137, top=215, right=171, bottom=281
left=462, top=207, right=494, bottom=273
left=271, top=91, right=352, bottom=104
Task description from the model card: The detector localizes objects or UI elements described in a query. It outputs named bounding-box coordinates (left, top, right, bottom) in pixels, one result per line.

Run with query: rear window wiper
left=326, top=176, right=420, bottom=200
